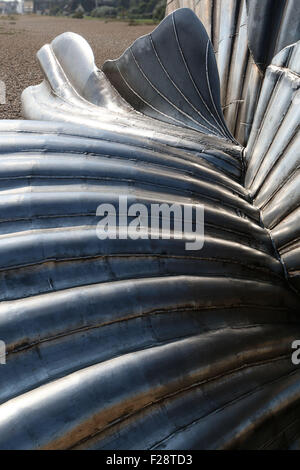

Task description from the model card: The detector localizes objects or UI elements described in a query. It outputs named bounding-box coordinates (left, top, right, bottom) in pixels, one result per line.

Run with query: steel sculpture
left=0, top=6, right=299, bottom=449
left=166, top=1, right=300, bottom=145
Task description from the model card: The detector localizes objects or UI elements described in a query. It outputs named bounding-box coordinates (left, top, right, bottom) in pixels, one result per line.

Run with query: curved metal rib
left=102, top=9, right=233, bottom=140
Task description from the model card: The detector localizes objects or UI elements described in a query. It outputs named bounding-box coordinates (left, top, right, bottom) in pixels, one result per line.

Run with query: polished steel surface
left=245, top=41, right=300, bottom=294
left=0, top=6, right=299, bottom=450
left=166, top=1, right=300, bottom=145
left=0, top=118, right=299, bottom=450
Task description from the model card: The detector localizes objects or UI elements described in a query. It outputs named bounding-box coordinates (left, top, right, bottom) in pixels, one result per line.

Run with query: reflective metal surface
left=166, top=1, right=300, bottom=145
left=245, top=41, right=300, bottom=294
left=0, top=6, right=299, bottom=450
left=0, top=117, right=299, bottom=450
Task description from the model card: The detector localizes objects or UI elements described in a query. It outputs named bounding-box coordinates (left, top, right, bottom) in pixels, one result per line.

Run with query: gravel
left=0, top=14, right=155, bottom=119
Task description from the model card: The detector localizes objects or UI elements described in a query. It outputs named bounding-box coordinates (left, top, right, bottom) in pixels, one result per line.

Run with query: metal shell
left=166, top=0, right=300, bottom=145
left=0, top=6, right=299, bottom=450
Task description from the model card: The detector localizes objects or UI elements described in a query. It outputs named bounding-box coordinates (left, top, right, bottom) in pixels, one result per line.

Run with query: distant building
left=33, top=0, right=54, bottom=13
left=23, top=0, right=33, bottom=12
left=0, top=0, right=19, bottom=14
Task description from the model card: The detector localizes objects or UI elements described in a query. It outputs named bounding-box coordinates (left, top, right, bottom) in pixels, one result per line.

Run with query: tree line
left=50, top=0, right=167, bottom=21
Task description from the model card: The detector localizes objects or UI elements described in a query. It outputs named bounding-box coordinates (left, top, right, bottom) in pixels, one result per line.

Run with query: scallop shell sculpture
left=0, top=6, right=299, bottom=449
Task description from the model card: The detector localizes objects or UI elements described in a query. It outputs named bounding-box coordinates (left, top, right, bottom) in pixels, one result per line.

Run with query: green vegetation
left=117, top=0, right=167, bottom=20
left=50, top=0, right=166, bottom=22
left=91, top=6, right=118, bottom=18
